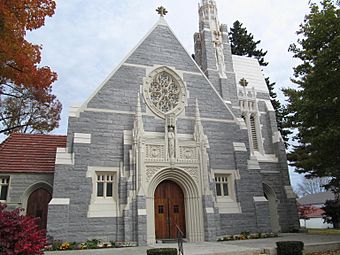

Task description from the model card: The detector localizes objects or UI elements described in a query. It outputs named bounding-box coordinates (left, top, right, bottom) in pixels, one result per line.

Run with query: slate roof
left=297, top=191, right=335, bottom=206
left=232, top=55, right=269, bottom=93
left=0, top=133, right=67, bottom=173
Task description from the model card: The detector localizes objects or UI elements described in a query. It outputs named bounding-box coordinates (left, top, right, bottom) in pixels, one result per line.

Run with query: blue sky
left=25, top=0, right=311, bottom=188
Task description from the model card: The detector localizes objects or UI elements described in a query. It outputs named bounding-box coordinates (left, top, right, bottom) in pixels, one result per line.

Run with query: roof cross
left=156, top=6, right=168, bottom=17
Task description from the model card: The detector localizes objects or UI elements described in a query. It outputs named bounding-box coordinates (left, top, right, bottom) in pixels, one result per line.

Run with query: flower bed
left=217, top=232, right=278, bottom=241
left=44, top=239, right=137, bottom=251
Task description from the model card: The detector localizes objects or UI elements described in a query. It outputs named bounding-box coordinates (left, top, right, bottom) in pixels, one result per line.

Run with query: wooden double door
left=27, top=188, right=52, bottom=229
left=154, top=180, right=186, bottom=239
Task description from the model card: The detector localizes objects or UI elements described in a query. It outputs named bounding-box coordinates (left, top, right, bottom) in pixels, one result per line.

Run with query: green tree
left=322, top=199, right=340, bottom=229
left=228, top=21, right=290, bottom=144
left=283, top=0, right=340, bottom=194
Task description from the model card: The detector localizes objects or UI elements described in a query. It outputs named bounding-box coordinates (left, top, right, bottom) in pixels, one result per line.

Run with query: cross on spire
left=156, top=6, right=168, bottom=17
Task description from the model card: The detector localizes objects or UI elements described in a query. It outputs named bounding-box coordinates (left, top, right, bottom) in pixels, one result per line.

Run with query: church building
left=0, top=0, right=299, bottom=245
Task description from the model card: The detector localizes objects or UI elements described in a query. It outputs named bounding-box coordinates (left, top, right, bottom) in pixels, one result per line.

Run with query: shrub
left=276, top=241, right=304, bottom=255
left=0, top=203, right=47, bottom=255
left=84, top=239, right=100, bottom=249
left=147, top=248, right=177, bottom=255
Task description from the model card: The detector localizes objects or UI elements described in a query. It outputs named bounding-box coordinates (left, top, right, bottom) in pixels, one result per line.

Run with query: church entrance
left=27, top=188, right=52, bottom=229
left=154, top=180, right=186, bottom=239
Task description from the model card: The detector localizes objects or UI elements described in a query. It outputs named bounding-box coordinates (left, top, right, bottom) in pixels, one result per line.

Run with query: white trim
left=123, top=63, right=203, bottom=77
left=123, top=130, right=133, bottom=145
left=263, top=99, right=275, bottom=112
left=248, top=157, right=261, bottom=170
left=253, top=196, right=268, bottom=202
left=69, top=105, right=82, bottom=118
left=55, top=148, right=74, bottom=165
left=74, top=133, right=91, bottom=144
left=254, top=152, right=279, bottom=163
left=49, top=198, right=70, bottom=205
left=233, top=142, right=247, bottom=152
left=138, top=209, right=147, bottom=215
left=0, top=176, right=10, bottom=202
left=272, top=131, right=283, bottom=144
left=82, top=107, right=236, bottom=124
left=86, top=166, right=120, bottom=218
left=212, top=169, right=241, bottom=214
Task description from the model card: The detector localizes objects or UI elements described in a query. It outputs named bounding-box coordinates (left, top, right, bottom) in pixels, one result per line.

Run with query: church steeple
left=198, top=0, right=220, bottom=32
left=194, top=0, right=238, bottom=105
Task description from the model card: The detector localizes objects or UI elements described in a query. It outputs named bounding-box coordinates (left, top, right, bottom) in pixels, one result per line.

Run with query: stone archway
left=147, top=168, right=204, bottom=244
left=263, top=183, right=280, bottom=233
left=22, top=182, right=53, bottom=229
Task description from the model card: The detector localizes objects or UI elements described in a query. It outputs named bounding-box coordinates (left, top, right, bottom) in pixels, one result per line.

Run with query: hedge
left=146, top=248, right=177, bottom=255
left=276, top=241, right=304, bottom=255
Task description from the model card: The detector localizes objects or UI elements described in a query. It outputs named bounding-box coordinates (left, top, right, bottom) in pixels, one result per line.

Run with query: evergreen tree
left=229, top=20, right=268, bottom=66
left=283, top=0, right=340, bottom=194
left=229, top=21, right=290, bottom=144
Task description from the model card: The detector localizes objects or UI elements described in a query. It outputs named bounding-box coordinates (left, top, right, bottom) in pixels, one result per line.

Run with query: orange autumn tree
left=0, top=0, right=61, bottom=135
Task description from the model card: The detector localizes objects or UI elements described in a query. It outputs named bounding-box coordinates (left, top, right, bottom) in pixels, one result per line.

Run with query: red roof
left=0, top=133, right=67, bottom=173
left=306, top=207, right=325, bottom=218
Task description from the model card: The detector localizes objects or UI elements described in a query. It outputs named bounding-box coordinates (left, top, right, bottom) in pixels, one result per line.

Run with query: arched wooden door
left=154, top=180, right=186, bottom=239
left=27, top=188, right=52, bottom=229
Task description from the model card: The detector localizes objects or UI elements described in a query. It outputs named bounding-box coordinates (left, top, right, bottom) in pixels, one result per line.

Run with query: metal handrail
left=176, top=225, right=184, bottom=255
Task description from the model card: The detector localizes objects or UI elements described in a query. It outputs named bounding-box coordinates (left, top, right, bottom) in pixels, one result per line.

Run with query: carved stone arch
left=263, top=183, right=281, bottom=232
left=146, top=167, right=204, bottom=244
left=143, top=66, right=187, bottom=119
left=22, top=181, right=53, bottom=214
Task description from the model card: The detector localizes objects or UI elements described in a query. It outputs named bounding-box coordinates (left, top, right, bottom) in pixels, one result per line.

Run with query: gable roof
left=81, top=17, right=236, bottom=121
left=298, top=191, right=335, bottom=205
left=0, top=133, right=67, bottom=173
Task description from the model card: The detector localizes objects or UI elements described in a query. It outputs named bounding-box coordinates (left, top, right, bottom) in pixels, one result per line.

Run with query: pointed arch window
left=250, top=114, right=259, bottom=151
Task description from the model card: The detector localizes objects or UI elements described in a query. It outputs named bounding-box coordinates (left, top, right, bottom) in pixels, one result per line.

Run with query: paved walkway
left=45, top=233, right=340, bottom=255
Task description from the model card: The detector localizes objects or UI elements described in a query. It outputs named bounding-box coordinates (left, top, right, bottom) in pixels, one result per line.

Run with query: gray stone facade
left=1, top=173, right=53, bottom=211
left=47, top=1, right=299, bottom=245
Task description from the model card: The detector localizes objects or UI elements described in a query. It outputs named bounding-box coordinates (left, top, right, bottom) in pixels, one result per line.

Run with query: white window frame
left=86, top=167, right=119, bottom=218
left=0, top=176, right=10, bottom=202
left=212, top=170, right=242, bottom=214
left=214, top=175, right=229, bottom=198
left=96, top=173, right=115, bottom=199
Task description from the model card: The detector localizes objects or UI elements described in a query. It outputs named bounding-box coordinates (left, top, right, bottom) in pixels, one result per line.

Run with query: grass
left=308, top=251, right=340, bottom=255
left=307, top=228, right=340, bottom=235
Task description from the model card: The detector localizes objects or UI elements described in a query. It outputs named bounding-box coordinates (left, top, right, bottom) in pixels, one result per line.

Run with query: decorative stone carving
left=145, top=167, right=160, bottom=182
left=182, top=167, right=199, bottom=183
left=168, top=126, right=175, bottom=159
left=146, top=145, right=165, bottom=159
left=144, top=66, right=186, bottom=119
left=179, top=146, right=197, bottom=160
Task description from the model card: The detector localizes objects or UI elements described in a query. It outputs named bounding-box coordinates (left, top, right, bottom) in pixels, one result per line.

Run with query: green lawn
left=307, top=228, right=340, bottom=235
left=308, top=251, right=340, bottom=255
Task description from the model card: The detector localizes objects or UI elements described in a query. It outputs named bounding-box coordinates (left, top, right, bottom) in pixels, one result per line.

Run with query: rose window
left=144, top=67, right=186, bottom=118
left=148, top=72, right=181, bottom=113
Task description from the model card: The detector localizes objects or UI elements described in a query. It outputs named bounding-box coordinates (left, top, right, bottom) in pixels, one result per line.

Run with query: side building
left=0, top=133, right=66, bottom=229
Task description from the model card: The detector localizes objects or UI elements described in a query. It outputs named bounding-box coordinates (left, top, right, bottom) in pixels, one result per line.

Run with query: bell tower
left=194, top=0, right=238, bottom=105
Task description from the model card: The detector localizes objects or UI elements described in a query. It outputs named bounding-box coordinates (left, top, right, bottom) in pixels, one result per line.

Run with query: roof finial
left=156, top=6, right=168, bottom=17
